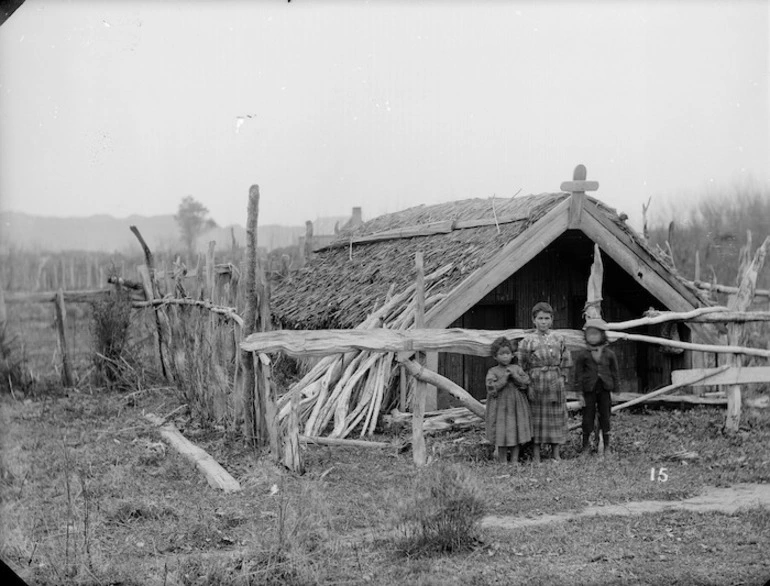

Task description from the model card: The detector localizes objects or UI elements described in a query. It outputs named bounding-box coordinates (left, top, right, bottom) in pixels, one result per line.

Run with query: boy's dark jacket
left=573, top=346, right=620, bottom=393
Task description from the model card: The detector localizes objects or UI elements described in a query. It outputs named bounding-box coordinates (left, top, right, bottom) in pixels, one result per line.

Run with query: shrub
left=0, top=322, right=36, bottom=396
left=90, top=289, right=133, bottom=388
left=393, top=462, right=486, bottom=556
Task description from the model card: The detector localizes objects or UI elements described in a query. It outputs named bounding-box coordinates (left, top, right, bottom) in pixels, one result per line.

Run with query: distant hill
left=0, top=211, right=306, bottom=254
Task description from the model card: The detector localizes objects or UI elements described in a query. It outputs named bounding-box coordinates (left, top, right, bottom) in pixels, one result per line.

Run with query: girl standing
left=574, top=318, right=620, bottom=455
left=518, top=302, right=570, bottom=463
left=485, top=336, right=532, bottom=464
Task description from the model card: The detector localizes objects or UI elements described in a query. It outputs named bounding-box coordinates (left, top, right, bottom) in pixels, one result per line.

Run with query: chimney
left=351, top=207, right=363, bottom=227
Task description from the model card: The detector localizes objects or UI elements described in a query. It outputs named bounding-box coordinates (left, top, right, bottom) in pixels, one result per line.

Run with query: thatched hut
left=271, top=190, right=712, bottom=409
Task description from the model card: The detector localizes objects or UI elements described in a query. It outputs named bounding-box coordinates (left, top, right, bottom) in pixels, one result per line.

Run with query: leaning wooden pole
left=54, top=288, right=74, bottom=387
left=725, top=236, right=769, bottom=432
left=242, top=185, right=268, bottom=447
left=412, top=252, right=427, bottom=466
left=399, top=358, right=485, bottom=418
left=131, top=225, right=170, bottom=380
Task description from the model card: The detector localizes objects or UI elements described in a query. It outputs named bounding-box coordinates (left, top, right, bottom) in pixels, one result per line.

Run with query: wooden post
left=642, top=196, right=652, bottom=242
left=0, top=282, right=6, bottom=329
left=131, top=225, right=171, bottom=380
left=583, top=242, right=605, bottom=450
left=412, top=252, right=427, bottom=466
left=206, top=241, right=216, bottom=302
left=283, top=383, right=303, bottom=473
left=35, top=257, right=48, bottom=291
left=162, top=261, right=172, bottom=298
left=54, top=289, right=74, bottom=387
left=694, top=250, right=701, bottom=283
left=303, top=220, right=314, bottom=262
left=399, top=365, right=407, bottom=411
left=138, top=265, right=169, bottom=379
left=231, top=226, right=239, bottom=264
left=258, top=353, right=281, bottom=458
left=725, top=236, right=769, bottom=432
left=257, top=255, right=271, bottom=334
left=584, top=243, right=604, bottom=320
left=242, top=185, right=268, bottom=446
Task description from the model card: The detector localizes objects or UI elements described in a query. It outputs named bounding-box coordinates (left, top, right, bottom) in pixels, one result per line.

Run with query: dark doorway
left=438, top=303, right=517, bottom=404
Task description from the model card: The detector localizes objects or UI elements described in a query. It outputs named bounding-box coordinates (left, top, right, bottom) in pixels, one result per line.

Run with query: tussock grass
left=392, top=462, right=486, bottom=556
left=90, top=289, right=133, bottom=388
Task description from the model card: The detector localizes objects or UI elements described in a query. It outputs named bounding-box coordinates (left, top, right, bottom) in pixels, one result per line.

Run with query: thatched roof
left=271, top=193, right=707, bottom=330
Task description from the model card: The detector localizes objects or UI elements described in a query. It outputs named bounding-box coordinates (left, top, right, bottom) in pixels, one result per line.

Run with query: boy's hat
left=583, top=318, right=609, bottom=331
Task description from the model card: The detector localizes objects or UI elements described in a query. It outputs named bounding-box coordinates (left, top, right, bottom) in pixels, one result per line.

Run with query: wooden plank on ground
left=144, top=413, right=241, bottom=493
left=672, top=366, right=770, bottom=387
left=299, top=435, right=391, bottom=449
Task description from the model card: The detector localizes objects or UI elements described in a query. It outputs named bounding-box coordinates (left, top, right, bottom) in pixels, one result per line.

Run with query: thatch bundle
left=274, top=263, right=454, bottom=439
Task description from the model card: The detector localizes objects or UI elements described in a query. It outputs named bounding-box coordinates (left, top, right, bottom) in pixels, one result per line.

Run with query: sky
left=0, top=0, right=768, bottom=232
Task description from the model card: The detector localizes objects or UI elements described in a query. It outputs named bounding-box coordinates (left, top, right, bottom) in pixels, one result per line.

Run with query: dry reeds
left=273, top=264, right=453, bottom=439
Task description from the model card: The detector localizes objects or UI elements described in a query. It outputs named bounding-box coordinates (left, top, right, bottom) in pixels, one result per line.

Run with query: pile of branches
left=273, top=264, right=453, bottom=439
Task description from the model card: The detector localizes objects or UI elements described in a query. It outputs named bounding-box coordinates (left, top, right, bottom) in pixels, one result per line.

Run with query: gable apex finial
left=560, top=164, right=599, bottom=195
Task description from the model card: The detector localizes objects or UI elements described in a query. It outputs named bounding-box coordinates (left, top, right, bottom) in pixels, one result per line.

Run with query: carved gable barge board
left=578, top=202, right=719, bottom=345
left=581, top=201, right=702, bottom=308
left=425, top=197, right=572, bottom=329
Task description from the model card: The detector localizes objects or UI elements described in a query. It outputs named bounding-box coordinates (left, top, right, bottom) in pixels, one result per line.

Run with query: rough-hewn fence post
left=54, top=288, right=74, bottom=387
left=131, top=225, right=171, bottom=381
left=412, top=251, right=427, bottom=466
left=242, top=185, right=267, bottom=446
left=725, top=235, right=769, bottom=432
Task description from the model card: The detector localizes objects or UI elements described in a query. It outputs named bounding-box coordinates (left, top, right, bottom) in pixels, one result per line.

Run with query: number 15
left=650, top=467, right=668, bottom=482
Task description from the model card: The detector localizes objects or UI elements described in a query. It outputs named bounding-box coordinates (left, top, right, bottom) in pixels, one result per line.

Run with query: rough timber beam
left=425, top=197, right=572, bottom=329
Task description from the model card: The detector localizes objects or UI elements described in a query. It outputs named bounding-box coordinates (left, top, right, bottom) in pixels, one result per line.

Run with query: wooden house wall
left=437, top=230, right=688, bottom=406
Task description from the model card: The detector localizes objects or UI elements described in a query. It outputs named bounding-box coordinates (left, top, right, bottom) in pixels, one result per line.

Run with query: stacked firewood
left=274, top=264, right=453, bottom=438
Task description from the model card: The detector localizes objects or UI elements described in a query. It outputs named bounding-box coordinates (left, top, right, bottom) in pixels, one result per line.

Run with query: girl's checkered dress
left=518, top=331, right=570, bottom=444
left=485, top=365, right=532, bottom=447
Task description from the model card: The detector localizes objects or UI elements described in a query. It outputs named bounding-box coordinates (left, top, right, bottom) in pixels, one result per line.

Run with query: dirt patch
left=482, top=483, right=770, bottom=530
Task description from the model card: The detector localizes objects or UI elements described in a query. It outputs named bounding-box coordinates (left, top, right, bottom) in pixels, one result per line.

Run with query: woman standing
left=518, top=302, right=570, bottom=463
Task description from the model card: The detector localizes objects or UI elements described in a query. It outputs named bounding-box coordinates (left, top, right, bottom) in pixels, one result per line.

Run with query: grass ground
left=2, top=301, right=769, bottom=584
left=1, top=385, right=769, bottom=586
